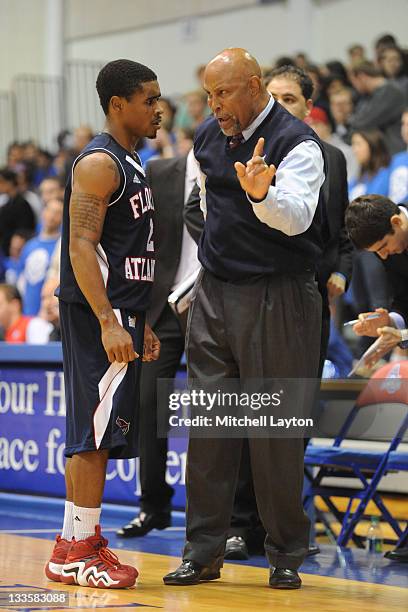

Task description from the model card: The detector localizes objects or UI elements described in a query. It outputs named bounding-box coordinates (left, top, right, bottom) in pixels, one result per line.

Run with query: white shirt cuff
left=389, top=312, right=406, bottom=329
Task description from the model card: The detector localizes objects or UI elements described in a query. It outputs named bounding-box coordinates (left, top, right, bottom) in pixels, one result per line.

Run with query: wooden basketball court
left=0, top=532, right=407, bottom=611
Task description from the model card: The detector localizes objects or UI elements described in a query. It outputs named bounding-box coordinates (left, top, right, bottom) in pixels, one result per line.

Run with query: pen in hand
left=343, top=313, right=382, bottom=327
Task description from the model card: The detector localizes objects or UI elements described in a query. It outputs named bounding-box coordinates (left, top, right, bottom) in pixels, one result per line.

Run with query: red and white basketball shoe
left=60, top=525, right=138, bottom=589
left=45, top=535, right=72, bottom=582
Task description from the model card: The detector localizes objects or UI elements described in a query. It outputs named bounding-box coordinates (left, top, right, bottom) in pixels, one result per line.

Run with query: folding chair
left=385, top=450, right=408, bottom=549
left=303, top=361, right=408, bottom=548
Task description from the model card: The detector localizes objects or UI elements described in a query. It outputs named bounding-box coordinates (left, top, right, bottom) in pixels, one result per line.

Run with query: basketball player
left=45, top=59, right=161, bottom=589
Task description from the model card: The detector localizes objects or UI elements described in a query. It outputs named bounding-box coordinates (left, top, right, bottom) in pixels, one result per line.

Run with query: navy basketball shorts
left=59, top=300, right=145, bottom=459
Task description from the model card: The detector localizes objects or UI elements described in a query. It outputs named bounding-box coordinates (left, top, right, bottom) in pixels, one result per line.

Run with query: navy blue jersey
left=58, top=133, right=155, bottom=311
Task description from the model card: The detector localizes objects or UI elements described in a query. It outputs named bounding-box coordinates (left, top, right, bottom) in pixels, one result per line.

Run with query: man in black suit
left=345, top=194, right=408, bottom=564
left=117, top=153, right=201, bottom=537
left=183, top=65, right=353, bottom=561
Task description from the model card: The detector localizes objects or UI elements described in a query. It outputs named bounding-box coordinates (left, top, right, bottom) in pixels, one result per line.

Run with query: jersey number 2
left=146, top=218, right=154, bottom=252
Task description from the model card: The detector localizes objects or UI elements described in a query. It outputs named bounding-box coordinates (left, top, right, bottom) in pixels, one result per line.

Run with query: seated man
left=345, top=194, right=408, bottom=340
left=0, top=283, right=32, bottom=342
left=345, top=194, right=408, bottom=563
left=26, top=277, right=61, bottom=343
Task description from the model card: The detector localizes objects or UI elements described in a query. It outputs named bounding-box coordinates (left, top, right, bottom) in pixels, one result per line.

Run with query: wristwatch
left=399, top=328, right=408, bottom=349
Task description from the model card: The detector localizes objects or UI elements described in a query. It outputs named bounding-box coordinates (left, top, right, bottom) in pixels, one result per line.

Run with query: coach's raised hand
left=234, top=137, right=276, bottom=200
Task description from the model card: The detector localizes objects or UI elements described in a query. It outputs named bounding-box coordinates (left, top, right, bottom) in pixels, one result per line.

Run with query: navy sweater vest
left=194, top=101, right=326, bottom=281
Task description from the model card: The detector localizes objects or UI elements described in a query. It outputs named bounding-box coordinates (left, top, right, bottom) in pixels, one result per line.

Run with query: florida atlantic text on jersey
left=58, top=133, right=155, bottom=312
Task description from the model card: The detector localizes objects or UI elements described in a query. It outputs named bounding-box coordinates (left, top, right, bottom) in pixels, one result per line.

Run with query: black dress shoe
left=116, top=512, right=171, bottom=537
left=384, top=547, right=408, bottom=562
left=306, top=544, right=321, bottom=557
left=163, top=560, right=221, bottom=586
left=269, top=568, right=302, bottom=589
left=224, top=536, right=250, bottom=560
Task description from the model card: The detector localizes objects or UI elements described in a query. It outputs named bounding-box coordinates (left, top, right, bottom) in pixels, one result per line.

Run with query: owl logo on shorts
left=116, top=416, right=130, bottom=435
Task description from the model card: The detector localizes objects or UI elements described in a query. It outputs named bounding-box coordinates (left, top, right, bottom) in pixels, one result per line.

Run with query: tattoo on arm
left=70, top=155, right=120, bottom=243
left=71, top=193, right=106, bottom=239
left=106, top=159, right=120, bottom=187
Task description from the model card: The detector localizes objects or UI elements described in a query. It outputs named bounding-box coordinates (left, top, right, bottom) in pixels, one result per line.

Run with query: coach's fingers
left=252, top=137, right=264, bottom=158
left=151, top=339, right=161, bottom=360
left=234, top=161, right=246, bottom=178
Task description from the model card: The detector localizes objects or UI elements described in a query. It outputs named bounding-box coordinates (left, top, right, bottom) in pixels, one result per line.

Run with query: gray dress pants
left=182, top=269, right=322, bottom=571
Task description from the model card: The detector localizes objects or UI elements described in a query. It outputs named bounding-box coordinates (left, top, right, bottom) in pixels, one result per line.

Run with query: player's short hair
left=345, top=195, right=401, bottom=249
left=96, top=59, right=157, bottom=115
left=267, top=65, right=314, bottom=100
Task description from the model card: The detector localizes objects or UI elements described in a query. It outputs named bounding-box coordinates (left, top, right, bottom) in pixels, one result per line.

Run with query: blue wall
left=0, top=344, right=187, bottom=509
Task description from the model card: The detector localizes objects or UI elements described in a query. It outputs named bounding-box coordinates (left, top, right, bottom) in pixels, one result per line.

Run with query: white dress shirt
left=196, top=95, right=325, bottom=236
left=171, top=149, right=201, bottom=292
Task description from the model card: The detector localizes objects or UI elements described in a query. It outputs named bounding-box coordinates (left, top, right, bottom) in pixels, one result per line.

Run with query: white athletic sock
left=73, top=505, right=101, bottom=541
left=61, top=500, right=74, bottom=541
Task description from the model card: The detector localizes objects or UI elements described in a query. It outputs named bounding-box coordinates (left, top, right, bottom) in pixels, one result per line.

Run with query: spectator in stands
left=22, top=140, right=40, bottom=167
left=347, top=44, right=367, bottom=69
left=349, top=129, right=391, bottom=200
left=185, top=89, right=208, bottom=129
left=350, top=62, right=405, bottom=154
left=176, top=89, right=209, bottom=132
left=18, top=198, right=63, bottom=315
left=323, top=74, right=350, bottom=100
left=0, top=168, right=36, bottom=257
left=305, top=63, right=331, bottom=120
left=388, top=108, right=408, bottom=204
left=274, top=55, right=296, bottom=69
left=17, top=167, right=42, bottom=220
left=137, top=97, right=179, bottom=164
left=39, top=176, right=64, bottom=206
left=73, top=125, right=94, bottom=153
left=374, top=33, right=398, bottom=65
left=195, top=63, right=206, bottom=88
left=294, top=52, right=309, bottom=69
left=62, top=127, right=94, bottom=182
left=25, top=276, right=61, bottom=343
left=32, top=149, right=58, bottom=187
left=46, top=236, right=61, bottom=283
left=378, top=45, right=408, bottom=100
left=305, top=106, right=358, bottom=181
left=0, top=284, right=32, bottom=342
left=324, top=60, right=351, bottom=84
left=6, top=142, right=25, bottom=173
left=4, top=229, right=33, bottom=285
left=160, top=97, right=177, bottom=134
left=329, top=88, right=354, bottom=144
left=175, top=127, right=194, bottom=156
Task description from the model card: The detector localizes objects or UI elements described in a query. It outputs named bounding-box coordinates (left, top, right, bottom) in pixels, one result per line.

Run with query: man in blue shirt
left=18, top=198, right=63, bottom=315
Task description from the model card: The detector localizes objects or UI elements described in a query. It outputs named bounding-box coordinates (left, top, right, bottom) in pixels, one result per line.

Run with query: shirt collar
left=242, top=95, right=274, bottom=141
